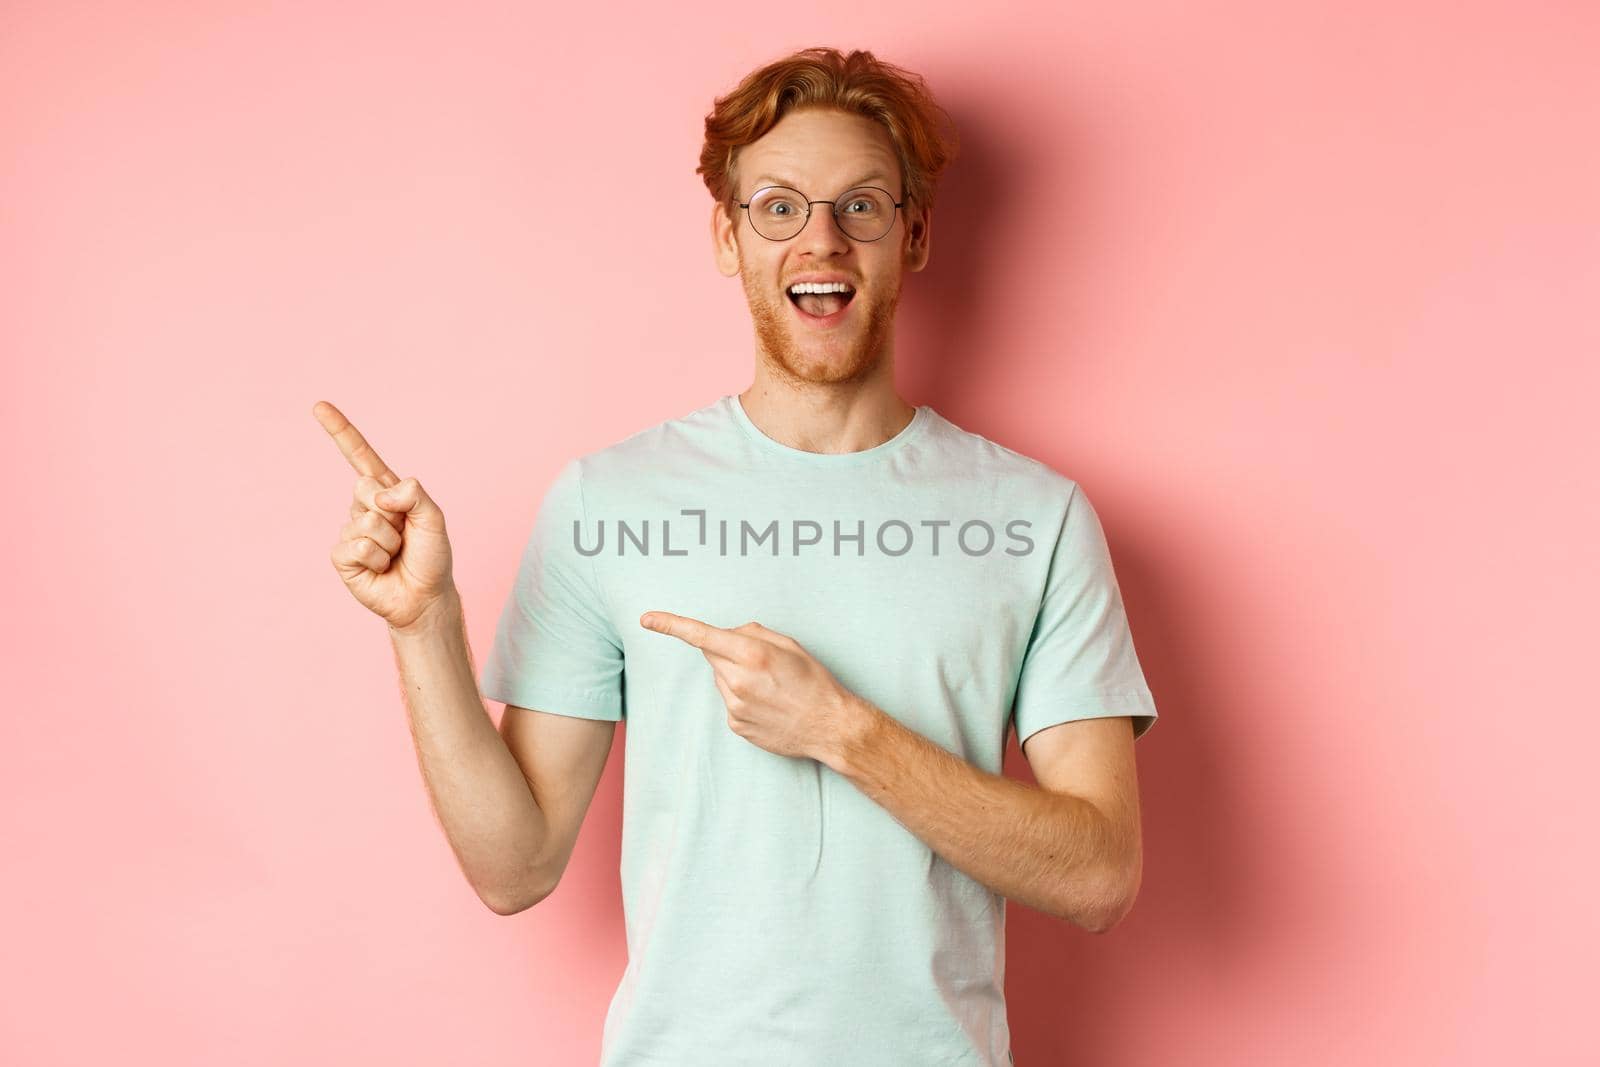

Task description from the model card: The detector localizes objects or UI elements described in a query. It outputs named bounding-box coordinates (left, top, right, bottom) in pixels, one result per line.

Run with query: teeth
left=788, top=282, right=854, bottom=295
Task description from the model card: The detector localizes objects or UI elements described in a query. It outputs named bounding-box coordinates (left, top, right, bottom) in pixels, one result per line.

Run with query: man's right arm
left=387, top=586, right=616, bottom=915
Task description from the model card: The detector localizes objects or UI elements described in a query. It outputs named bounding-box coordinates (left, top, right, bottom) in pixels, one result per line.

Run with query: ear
left=903, top=202, right=932, bottom=273
left=712, top=201, right=741, bottom=278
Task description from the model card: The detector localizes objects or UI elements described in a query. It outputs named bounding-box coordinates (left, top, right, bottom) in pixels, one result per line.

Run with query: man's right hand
left=313, top=400, right=457, bottom=632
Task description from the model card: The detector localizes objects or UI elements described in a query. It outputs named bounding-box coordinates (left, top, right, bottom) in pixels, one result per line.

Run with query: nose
left=793, top=201, right=852, bottom=254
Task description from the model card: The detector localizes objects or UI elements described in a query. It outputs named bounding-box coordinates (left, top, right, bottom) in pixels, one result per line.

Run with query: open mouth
left=787, top=287, right=857, bottom=322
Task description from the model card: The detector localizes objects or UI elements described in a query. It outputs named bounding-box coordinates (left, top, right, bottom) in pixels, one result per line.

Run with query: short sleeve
left=1010, top=482, right=1158, bottom=745
left=478, top=458, right=625, bottom=720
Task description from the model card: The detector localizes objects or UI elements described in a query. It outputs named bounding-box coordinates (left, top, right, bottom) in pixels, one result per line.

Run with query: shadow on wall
left=905, top=82, right=1265, bottom=1064
left=898, top=98, right=1029, bottom=411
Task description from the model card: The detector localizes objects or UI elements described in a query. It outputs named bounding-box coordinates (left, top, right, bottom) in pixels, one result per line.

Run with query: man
left=317, top=46, right=1157, bottom=1067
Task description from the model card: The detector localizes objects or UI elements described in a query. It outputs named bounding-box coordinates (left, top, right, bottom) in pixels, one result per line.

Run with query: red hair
left=697, top=47, right=960, bottom=226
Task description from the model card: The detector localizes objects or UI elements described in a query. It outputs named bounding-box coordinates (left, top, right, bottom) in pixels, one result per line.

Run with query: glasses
left=735, top=185, right=903, bottom=242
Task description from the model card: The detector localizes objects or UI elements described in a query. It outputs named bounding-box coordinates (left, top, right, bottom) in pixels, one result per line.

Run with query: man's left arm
left=820, top=697, right=1143, bottom=934
left=636, top=610, right=1146, bottom=934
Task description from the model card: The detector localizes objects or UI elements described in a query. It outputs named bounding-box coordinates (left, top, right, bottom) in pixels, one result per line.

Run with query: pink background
left=3, top=2, right=1595, bottom=1064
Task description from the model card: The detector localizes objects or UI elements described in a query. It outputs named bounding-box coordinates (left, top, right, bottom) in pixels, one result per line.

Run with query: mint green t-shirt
left=479, top=394, right=1158, bottom=1066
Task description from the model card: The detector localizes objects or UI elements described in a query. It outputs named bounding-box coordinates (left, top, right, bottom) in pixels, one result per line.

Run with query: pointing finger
left=312, top=400, right=400, bottom=489
left=640, top=611, right=748, bottom=660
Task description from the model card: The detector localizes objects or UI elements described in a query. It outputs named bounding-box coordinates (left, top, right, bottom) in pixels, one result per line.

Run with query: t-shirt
left=479, top=393, right=1159, bottom=1066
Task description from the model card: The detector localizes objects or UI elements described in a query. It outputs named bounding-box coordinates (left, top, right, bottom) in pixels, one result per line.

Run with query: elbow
left=1075, top=856, right=1142, bottom=935
left=481, top=892, right=532, bottom=917
left=477, top=875, right=557, bottom=917
left=1080, top=892, right=1135, bottom=935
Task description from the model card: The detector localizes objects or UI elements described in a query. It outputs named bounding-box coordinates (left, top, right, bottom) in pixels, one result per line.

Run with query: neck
left=736, top=376, right=917, bottom=455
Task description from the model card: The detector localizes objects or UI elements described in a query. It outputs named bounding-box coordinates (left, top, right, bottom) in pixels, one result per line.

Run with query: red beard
left=742, top=275, right=903, bottom=387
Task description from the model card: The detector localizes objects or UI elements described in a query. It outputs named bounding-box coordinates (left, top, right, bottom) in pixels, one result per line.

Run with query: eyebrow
left=750, top=172, right=891, bottom=191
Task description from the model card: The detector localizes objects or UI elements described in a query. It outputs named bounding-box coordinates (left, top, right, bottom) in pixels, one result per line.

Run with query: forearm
left=387, top=587, right=554, bottom=913
left=822, top=698, right=1136, bottom=932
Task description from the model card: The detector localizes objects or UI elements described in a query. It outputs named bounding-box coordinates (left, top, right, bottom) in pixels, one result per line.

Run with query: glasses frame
left=734, top=184, right=904, bottom=243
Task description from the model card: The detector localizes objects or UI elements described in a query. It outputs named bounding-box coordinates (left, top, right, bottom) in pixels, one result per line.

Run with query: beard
left=739, top=252, right=903, bottom=388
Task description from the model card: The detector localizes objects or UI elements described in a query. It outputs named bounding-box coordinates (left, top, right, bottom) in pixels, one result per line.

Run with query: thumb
left=374, top=477, right=445, bottom=529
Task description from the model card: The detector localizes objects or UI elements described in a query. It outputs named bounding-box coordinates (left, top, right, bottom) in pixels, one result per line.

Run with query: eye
left=754, top=190, right=805, bottom=218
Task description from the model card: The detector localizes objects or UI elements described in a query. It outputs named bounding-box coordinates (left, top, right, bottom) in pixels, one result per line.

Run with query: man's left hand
left=639, top=610, right=874, bottom=763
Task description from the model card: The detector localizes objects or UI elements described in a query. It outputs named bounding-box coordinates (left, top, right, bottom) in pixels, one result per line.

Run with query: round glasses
left=736, top=185, right=903, bottom=242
